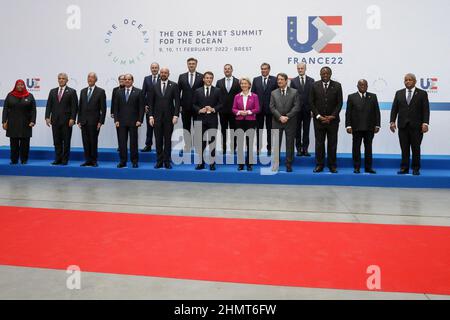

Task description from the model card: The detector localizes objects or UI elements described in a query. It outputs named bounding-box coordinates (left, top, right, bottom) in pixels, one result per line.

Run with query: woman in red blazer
left=232, top=77, right=260, bottom=171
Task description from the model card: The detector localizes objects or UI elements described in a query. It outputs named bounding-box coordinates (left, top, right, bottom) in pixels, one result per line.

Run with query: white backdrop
left=1, top=0, right=449, bottom=154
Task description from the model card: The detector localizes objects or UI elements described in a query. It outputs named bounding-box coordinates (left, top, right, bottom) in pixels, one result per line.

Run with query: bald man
left=390, top=73, right=430, bottom=175
left=77, top=72, right=107, bottom=167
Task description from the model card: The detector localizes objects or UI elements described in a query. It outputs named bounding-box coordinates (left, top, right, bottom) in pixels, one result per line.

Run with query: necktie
left=407, top=89, right=412, bottom=105
left=125, top=89, right=130, bottom=102
left=226, top=78, right=231, bottom=92
left=324, top=82, right=328, bottom=94
left=281, top=89, right=285, bottom=97
left=263, top=77, right=267, bottom=90
left=301, top=76, right=305, bottom=88
left=189, top=73, right=194, bottom=88
left=58, top=88, right=63, bottom=102
left=162, top=82, right=166, bottom=96
left=152, top=76, right=157, bottom=85
left=87, top=87, right=92, bottom=102
left=206, top=87, right=210, bottom=98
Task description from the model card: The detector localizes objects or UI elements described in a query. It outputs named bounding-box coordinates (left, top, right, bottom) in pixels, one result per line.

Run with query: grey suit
left=270, top=87, right=301, bottom=167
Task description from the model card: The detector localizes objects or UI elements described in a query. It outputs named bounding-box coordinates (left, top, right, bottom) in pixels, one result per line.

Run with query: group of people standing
left=1, top=58, right=430, bottom=175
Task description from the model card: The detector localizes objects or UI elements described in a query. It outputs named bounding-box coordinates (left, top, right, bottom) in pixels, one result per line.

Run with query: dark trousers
left=219, top=112, right=236, bottom=152
left=10, top=137, right=30, bottom=163
left=398, top=124, right=423, bottom=171
left=296, top=111, right=312, bottom=152
left=144, top=114, right=154, bottom=147
left=197, top=121, right=217, bottom=165
left=52, top=123, right=72, bottom=163
left=154, top=118, right=174, bottom=164
left=256, top=112, right=273, bottom=153
left=314, top=121, right=338, bottom=168
left=118, top=125, right=139, bottom=164
left=182, top=109, right=196, bottom=151
left=81, top=125, right=99, bottom=163
left=236, top=120, right=256, bottom=165
left=272, top=119, right=297, bottom=167
left=352, top=130, right=374, bottom=169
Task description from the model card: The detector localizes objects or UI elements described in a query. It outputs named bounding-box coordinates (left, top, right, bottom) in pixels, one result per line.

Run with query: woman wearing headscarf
left=2, top=80, right=37, bottom=164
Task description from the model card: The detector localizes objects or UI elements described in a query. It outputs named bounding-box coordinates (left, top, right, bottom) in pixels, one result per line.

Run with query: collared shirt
left=406, top=87, right=416, bottom=100
left=161, top=81, right=167, bottom=93
left=240, top=92, right=252, bottom=110
left=204, top=85, right=212, bottom=96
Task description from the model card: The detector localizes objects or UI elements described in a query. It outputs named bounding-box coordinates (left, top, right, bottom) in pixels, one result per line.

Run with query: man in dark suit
left=193, top=71, right=222, bottom=170
left=252, top=63, right=278, bottom=156
left=111, top=74, right=125, bottom=151
left=309, top=66, right=343, bottom=173
left=178, top=57, right=204, bottom=153
left=216, top=64, right=241, bottom=153
left=270, top=73, right=301, bottom=172
left=390, top=73, right=430, bottom=175
left=148, top=68, right=180, bottom=169
left=290, top=62, right=314, bottom=156
left=141, top=62, right=160, bottom=152
left=113, top=74, right=145, bottom=168
left=77, top=72, right=107, bottom=167
left=45, top=73, right=78, bottom=165
left=345, top=79, right=380, bottom=174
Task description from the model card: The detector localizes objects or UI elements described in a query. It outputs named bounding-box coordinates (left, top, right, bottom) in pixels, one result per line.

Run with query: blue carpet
left=0, top=146, right=449, bottom=188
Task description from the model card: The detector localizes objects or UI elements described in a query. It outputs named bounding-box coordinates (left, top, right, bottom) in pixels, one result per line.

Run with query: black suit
left=45, top=86, right=78, bottom=163
left=290, top=75, right=314, bottom=152
left=113, top=87, right=145, bottom=164
left=309, top=80, right=343, bottom=168
left=111, top=86, right=124, bottom=147
left=149, top=80, right=180, bottom=164
left=252, top=75, right=278, bottom=153
left=346, top=92, right=380, bottom=170
left=216, top=77, right=241, bottom=152
left=390, top=88, right=430, bottom=171
left=77, top=86, right=107, bottom=164
left=193, top=86, right=223, bottom=165
left=142, top=74, right=159, bottom=148
left=178, top=72, right=204, bottom=150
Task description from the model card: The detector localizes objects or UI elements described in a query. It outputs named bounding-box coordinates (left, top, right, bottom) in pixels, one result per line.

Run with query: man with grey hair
left=390, top=73, right=430, bottom=175
left=77, top=72, right=107, bottom=167
left=45, top=73, right=78, bottom=165
left=345, top=79, right=380, bottom=174
left=141, top=62, right=160, bottom=152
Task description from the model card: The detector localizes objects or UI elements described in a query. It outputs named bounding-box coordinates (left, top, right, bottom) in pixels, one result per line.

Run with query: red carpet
left=0, top=205, right=449, bottom=295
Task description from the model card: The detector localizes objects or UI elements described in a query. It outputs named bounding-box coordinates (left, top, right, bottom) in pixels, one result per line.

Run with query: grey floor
left=0, top=176, right=449, bottom=300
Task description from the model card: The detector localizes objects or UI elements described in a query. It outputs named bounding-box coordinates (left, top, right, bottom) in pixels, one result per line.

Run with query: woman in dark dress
left=2, top=80, right=37, bottom=164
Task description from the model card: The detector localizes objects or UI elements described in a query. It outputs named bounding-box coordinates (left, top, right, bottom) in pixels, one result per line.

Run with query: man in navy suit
left=290, top=63, right=314, bottom=156
left=148, top=68, right=180, bottom=169
left=45, top=73, right=78, bottom=165
left=141, top=62, right=160, bottom=152
left=77, top=72, right=107, bottom=167
left=193, top=71, right=223, bottom=171
left=252, top=63, right=278, bottom=156
left=390, top=73, right=430, bottom=175
left=178, top=57, right=204, bottom=153
left=216, top=64, right=241, bottom=153
left=113, top=74, right=145, bottom=168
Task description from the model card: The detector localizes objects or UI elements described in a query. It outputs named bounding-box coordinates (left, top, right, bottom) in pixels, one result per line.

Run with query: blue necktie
left=125, top=89, right=130, bottom=102
left=87, top=87, right=92, bottom=102
left=407, top=90, right=412, bottom=105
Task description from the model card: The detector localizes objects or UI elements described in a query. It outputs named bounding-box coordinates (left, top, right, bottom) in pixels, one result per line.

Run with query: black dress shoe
left=51, top=161, right=62, bottom=165
left=286, top=166, right=293, bottom=172
left=80, top=162, right=90, bottom=167
left=238, top=165, right=244, bottom=171
left=61, top=161, right=68, bottom=166
left=164, top=162, right=172, bottom=169
left=313, top=165, right=324, bottom=173
left=154, top=162, right=163, bottom=169
left=412, top=170, right=420, bottom=176
left=247, top=164, right=253, bottom=171
left=132, top=163, right=139, bottom=168
left=10, top=161, right=18, bottom=165
left=365, top=168, right=376, bottom=174
left=303, top=151, right=311, bottom=157
left=91, top=162, right=98, bottom=167
left=296, top=151, right=302, bottom=157
left=397, top=169, right=409, bottom=174
left=117, top=162, right=126, bottom=168
left=354, top=168, right=361, bottom=174
left=195, top=164, right=205, bottom=170
left=141, top=145, right=152, bottom=152
left=21, top=160, right=27, bottom=165
left=329, top=167, right=338, bottom=173
left=209, top=164, right=216, bottom=171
